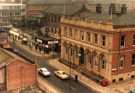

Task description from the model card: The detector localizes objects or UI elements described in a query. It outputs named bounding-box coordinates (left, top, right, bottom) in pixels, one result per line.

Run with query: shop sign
left=48, top=41, right=58, bottom=44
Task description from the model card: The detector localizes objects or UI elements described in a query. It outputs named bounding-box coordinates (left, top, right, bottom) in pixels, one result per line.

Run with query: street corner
left=107, top=80, right=135, bottom=93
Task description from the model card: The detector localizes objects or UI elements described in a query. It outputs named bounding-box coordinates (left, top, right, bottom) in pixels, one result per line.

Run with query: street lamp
left=75, top=52, right=81, bottom=81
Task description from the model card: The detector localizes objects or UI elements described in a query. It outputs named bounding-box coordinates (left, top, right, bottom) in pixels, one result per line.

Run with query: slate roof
left=65, top=3, right=135, bottom=27
left=112, top=10, right=135, bottom=26
left=74, top=9, right=135, bottom=27
left=41, top=0, right=135, bottom=27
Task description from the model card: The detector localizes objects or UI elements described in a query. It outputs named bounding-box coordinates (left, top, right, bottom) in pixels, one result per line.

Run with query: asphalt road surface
left=9, top=42, right=98, bottom=93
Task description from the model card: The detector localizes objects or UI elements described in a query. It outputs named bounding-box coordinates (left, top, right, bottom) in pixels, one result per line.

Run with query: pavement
left=11, top=41, right=135, bottom=93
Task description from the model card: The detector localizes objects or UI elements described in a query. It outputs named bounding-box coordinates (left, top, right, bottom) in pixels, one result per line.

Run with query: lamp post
left=68, top=46, right=71, bottom=93
left=75, top=52, right=81, bottom=82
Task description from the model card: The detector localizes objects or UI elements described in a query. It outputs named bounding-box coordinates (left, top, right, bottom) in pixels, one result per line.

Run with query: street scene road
left=8, top=41, right=98, bottom=93
left=2, top=0, right=135, bottom=93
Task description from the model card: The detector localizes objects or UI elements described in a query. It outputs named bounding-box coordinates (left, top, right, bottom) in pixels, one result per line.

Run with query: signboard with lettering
left=48, top=41, right=58, bottom=44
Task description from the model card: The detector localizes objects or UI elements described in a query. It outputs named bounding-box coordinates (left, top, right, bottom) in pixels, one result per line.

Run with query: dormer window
left=96, top=4, right=102, bottom=14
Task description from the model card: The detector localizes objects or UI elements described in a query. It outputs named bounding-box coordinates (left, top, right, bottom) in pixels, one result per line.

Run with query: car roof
left=57, top=70, right=65, bottom=72
left=40, top=68, right=48, bottom=71
left=57, top=70, right=68, bottom=74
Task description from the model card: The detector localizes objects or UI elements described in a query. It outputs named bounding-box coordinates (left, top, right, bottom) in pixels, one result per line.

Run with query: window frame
left=87, top=32, right=91, bottom=42
left=120, top=35, right=125, bottom=48
left=94, top=33, right=98, bottom=44
left=80, top=31, right=84, bottom=41
left=133, top=35, right=135, bottom=45
left=119, top=56, right=125, bottom=69
left=101, top=35, right=106, bottom=46
left=132, top=54, right=135, bottom=65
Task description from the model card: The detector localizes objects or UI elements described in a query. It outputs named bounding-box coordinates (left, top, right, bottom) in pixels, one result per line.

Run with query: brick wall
left=6, top=59, right=37, bottom=91
left=112, top=31, right=135, bottom=75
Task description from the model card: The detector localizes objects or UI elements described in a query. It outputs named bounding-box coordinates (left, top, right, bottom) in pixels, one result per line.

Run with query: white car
left=38, top=67, right=51, bottom=77
left=54, top=70, right=69, bottom=80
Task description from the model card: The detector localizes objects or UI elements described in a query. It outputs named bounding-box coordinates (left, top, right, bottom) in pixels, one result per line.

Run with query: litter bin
left=75, top=75, right=78, bottom=82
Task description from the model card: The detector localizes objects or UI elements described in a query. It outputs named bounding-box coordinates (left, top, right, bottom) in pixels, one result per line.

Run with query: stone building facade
left=60, top=3, right=135, bottom=83
left=0, top=0, right=25, bottom=27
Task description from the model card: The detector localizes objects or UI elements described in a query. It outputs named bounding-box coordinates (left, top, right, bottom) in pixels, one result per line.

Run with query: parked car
left=54, top=70, right=69, bottom=80
left=38, top=67, right=51, bottom=77
left=129, top=88, right=135, bottom=93
left=100, top=78, right=109, bottom=87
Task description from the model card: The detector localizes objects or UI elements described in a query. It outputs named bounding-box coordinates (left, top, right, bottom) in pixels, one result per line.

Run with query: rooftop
left=54, top=3, right=135, bottom=28
left=0, top=49, right=14, bottom=67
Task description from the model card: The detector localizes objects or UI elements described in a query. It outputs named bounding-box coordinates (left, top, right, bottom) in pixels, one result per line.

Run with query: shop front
left=34, top=36, right=59, bottom=54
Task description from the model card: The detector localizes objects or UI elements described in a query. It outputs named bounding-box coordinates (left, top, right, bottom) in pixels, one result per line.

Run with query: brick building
left=0, top=49, right=37, bottom=91
left=60, top=3, right=135, bottom=83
